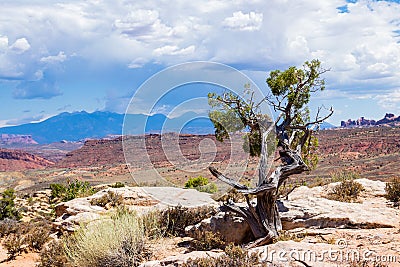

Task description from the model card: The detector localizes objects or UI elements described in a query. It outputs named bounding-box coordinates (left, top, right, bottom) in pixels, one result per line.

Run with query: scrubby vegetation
left=64, top=208, right=150, bottom=267
left=183, top=244, right=265, bottom=267
left=38, top=239, right=69, bottom=267
left=0, top=189, right=21, bottom=220
left=110, top=182, right=126, bottom=188
left=36, top=204, right=218, bottom=266
left=50, top=179, right=95, bottom=202
left=385, top=177, right=400, bottom=207
left=185, top=176, right=218, bottom=194
left=90, top=191, right=124, bottom=208
left=0, top=219, right=52, bottom=261
left=327, top=179, right=364, bottom=202
left=190, top=231, right=226, bottom=251
left=154, top=205, right=217, bottom=237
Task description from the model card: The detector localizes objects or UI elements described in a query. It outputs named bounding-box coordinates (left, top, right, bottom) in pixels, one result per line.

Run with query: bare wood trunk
left=209, top=126, right=309, bottom=246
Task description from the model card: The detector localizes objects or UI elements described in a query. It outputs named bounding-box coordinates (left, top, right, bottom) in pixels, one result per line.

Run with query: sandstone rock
left=53, top=186, right=217, bottom=231
left=185, top=211, right=252, bottom=244
left=280, top=179, right=399, bottom=230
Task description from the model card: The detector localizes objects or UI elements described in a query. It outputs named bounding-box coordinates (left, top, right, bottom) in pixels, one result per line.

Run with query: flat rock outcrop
left=280, top=179, right=399, bottom=229
left=54, top=186, right=217, bottom=231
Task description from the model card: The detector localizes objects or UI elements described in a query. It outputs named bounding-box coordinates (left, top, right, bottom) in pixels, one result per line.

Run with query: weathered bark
left=209, top=122, right=309, bottom=247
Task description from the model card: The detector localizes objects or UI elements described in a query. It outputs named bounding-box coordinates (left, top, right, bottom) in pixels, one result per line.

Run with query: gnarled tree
left=208, top=59, right=333, bottom=247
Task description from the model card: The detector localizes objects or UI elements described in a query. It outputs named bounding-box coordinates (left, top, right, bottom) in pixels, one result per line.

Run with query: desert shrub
left=50, top=180, right=95, bottom=202
left=50, top=183, right=66, bottom=199
left=0, top=218, right=19, bottom=237
left=273, top=230, right=305, bottom=242
left=64, top=209, right=151, bottom=267
left=38, top=239, right=69, bottom=267
left=385, top=177, right=400, bottom=206
left=327, top=180, right=364, bottom=202
left=197, top=182, right=218, bottom=194
left=330, top=170, right=360, bottom=182
left=25, top=220, right=52, bottom=251
left=90, top=191, right=124, bottom=208
left=183, top=244, right=265, bottom=267
left=0, top=188, right=21, bottom=220
left=158, top=205, right=217, bottom=237
left=216, top=188, right=247, bottom=203
left=190, top=231, right=226, bottom=251
left=110, top=182, right=125, bottom=188
left=3, top=233, right=26, bottom=260
left=185, top=176, right=209, bottom=189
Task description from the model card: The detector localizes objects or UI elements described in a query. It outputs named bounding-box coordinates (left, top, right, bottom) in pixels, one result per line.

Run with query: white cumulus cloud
left=10, top=38, right=30, bottom=54
left=40, top=51, right=67, bottom=63
left=223, top=11, right=263, bottom=31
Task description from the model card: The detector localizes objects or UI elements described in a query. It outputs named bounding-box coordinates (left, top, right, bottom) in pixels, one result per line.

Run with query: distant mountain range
left=0, top=111, right=215, bottom=144
left=0, top=111, right=337, bottom=144
left=341, top=113, right=400, bottom=128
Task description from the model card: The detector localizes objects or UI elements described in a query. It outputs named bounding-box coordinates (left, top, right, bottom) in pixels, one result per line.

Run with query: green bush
left=185, top=176, right=218, bottom=194
left=385, top=177, right=400, bottom=206
left=327, top=180, right=364, bottom=202
left=197, top=183, right=218, bottom=194
left=185, top=176, right=209, bottom=188
left=50, top=180, right=95, bottom=202
left=0, top=189, right=21, bottom=220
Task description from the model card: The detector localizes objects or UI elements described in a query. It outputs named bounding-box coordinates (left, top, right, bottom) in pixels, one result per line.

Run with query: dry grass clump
left=190, top=231, right=226, bottom=251
left=327, top=179, right=364, bottom=202
left=385, top=177, right=400, bottom=207
left=64, top=208, right=151, bottom=267
left=155, top=205, right=217, bottom=237
left=183, top=244, right=266, bottom=267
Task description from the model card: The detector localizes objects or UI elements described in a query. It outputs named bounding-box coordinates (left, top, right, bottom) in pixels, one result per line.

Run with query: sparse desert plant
left=197, top=182, right=218, bottom=194
left=0, top=218, right=19, bottom=237
left=183, top=244, right=264, bottom=267
left=110, top=182, right=125, bottom=188
left=64, top=209, right=151, bottom=267
left=190, top=231, right=226, bottom=251
left=0, top=188, right=21, bottom=220
left=273, top=230, right=305, bottom=242
left=330, top=170, right=360, bottom=183
left=159, top=205, right=217, bottom=237
left=216, top=188, right=247, bottom=203
left=3, top=233, right=26, bottom=260
left=90, top=191, right=124, bottom=208
left=25, top=220, right=52, bottom=251
left=38, top=239, right=69, bottom=267
left=385, top=177, right=400, bottom=206
left=327, top=179, right=364, bottom=202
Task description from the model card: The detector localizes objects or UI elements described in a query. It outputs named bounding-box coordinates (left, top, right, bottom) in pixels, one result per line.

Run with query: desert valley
left=0, top=112, right=399, bottom=266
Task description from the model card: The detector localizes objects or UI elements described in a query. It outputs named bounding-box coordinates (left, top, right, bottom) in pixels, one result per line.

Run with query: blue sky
left=1, top=0, right=400, bottom=127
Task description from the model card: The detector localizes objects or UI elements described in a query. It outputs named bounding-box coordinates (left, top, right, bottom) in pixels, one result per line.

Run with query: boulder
left=185, top=211, right=253, bottom=244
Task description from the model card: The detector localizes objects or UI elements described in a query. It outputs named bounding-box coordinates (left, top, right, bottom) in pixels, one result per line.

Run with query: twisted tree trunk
left=209, top=124, right=309, bottom=247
